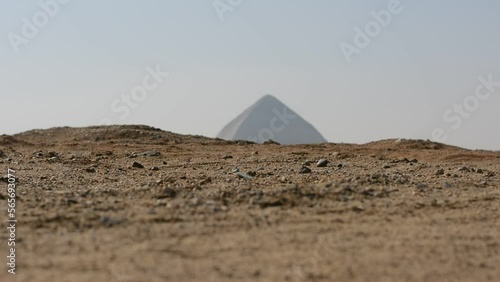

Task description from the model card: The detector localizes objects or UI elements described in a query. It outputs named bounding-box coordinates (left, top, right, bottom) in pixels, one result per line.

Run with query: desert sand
left=0, top=125, right=499, bottom=282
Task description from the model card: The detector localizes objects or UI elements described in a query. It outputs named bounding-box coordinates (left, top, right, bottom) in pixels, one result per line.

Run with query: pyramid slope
left=217, top=95, right=327, bottom=145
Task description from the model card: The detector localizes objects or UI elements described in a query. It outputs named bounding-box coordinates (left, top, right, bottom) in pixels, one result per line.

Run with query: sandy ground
left=0, top=125, right=499, bottom=282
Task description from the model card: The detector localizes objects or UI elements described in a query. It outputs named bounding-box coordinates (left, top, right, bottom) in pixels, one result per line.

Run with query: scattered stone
left=34, top=151, right=44, bottom=158
left=443, top=181, right=453, bottom=189
left=85, top=167, right=96, bottom=173
left=47, top=151, right=58, bottom=158
left=252, top=151, right=259, bottom=155
left=415, top=183, right=427, bottom=190
left=316, top=159, right=329, bottom=167
left=436, top=169, right=445, bottom=176
left=163, top=161, right=167, bottom=165
left=337, top=163, right=343, bottom=168
left=132, top=162, right=144, bottom=169
left=157, top=187, right=176, bottom=199
left=222, top=155, right=233, bottom=160
left=459, top=166, right=470, bottom=172
left=236, top=172, right=254, bottom=180
left=299, top=166, right=312, bottom=174
left=151, top=166, right=160, bottom=171
left=130, top=150, right=161, bottom=158
left=100, top=216, right=124, bottom=227
left=302, top=160, right=313, bottom=166
left=143, top=150, right=160, bottom=157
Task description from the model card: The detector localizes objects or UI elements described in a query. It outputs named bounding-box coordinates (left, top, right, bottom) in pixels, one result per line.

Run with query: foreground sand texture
left=1, top=125, right=499, bottom=282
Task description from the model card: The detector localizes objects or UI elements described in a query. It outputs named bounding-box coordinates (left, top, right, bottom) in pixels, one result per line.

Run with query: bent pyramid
left=217, top=94, right=327, bottom=145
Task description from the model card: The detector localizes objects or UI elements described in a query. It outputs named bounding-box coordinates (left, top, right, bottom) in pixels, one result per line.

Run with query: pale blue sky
left=2, top=0, right=500, bottom=150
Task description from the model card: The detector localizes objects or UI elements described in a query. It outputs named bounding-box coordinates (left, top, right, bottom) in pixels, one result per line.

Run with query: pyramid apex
left=217, top=94, right=327, bottom=145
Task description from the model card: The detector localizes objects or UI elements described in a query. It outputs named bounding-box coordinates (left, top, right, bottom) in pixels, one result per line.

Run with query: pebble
left=436, top=169, right=445, bottom=176
left=222, top=155, right=233, bottom=160
left=85, top=167, right=96, bottom=173
left=316, top=159, right=329, bottom=167
left=157, top=188, right=176, bottom=199
left=415, top=183, right=427, bottom=190
left=151, top=166, right=160, bottom=171
left=443, top=181, right=453, bottom=189
left=132, top=162, right=145, bottom=169
left=459, top=166, right=470, bottom=172
left=299, top=166, right=312, bottom=174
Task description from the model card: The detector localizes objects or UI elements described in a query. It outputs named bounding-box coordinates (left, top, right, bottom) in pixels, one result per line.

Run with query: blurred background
left=1, top=0, right=499, bottom=150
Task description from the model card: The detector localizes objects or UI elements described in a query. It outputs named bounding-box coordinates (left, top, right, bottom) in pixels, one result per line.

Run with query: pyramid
left=217, top=95, right=327, bottom=145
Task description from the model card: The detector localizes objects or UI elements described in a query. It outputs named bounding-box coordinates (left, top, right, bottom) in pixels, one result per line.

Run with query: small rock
left=236, top=172, right=254, bottom=180
left=476, top=169, right=484, bottom=174
left=85, top=167, right=96, bottom=173
left=337, top=163, right=343, bottom=168
left=132, top=162, right=144, bottom=169
left=143, top=150, right=160, bottom=157
left=151, top=166, right=160, bottom=171
left=222, top=155, right=233, bottom=160
left=157, top=188, right=176, bottom=199
left=443, top=182, right=453, bottom=189
left=459, top=166, right=470, bottom=172
left=415, top=183, right=427, bottom=190
left=302, top=161, right=313, bottom=166
left=436, top=169, right=445, bottom=176
left=299, top=166, right=312, bottom=174
left=316, top=159, right=329, bottom=167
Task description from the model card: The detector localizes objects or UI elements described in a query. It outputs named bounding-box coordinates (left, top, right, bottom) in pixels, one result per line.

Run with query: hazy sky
left=2, top=0, right=500, bottom=150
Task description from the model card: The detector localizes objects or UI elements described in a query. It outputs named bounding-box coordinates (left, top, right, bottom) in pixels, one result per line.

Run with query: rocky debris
left=459, top=166, right=470, bottom=173
left=443, top=181, right=453, bottom=189
left=85, top=167, right=97, bottom=173
left=156, top=187, right=177, bottom=199
left=299, top=166, right=312, bottom=174
left=415, top=183, right=427, bottom=190
left=129, top=150, right=161, bottom=158
left=316, top=159, right=329, bottom=167
left=100, top=215, right=125, bottom=227
left=302, top=160, right=313, bottom=166
left=132, top=162, right=145, bottom=169
left=235, top=172, right=254, bottom=180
